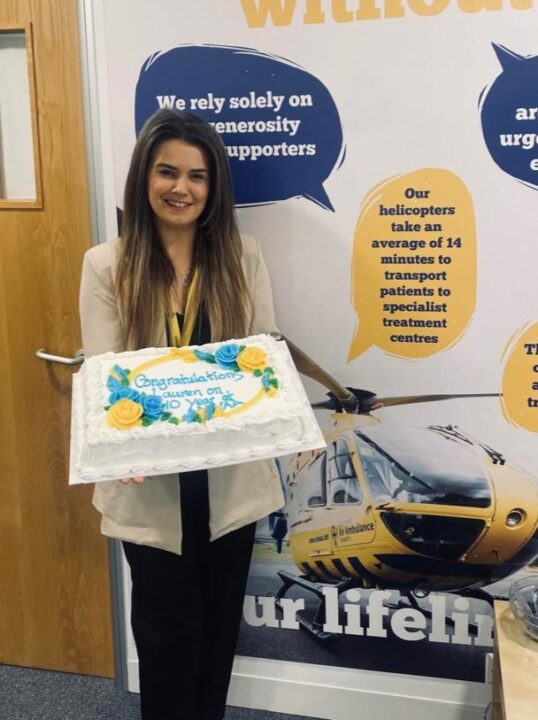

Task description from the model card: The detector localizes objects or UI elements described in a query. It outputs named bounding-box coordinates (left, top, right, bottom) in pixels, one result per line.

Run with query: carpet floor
left=0, top=664, right=314, bottom=720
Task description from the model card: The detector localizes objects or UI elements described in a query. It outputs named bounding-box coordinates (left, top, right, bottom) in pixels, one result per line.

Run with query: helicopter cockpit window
left=354, top=426, right=491, bottom=508
left=328, top=439, right=361, bottom=505
left=301, top=453, right=326, bottom=507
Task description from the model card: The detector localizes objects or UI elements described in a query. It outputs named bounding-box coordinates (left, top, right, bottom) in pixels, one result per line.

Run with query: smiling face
left=147, top=139, right=210, bottom=238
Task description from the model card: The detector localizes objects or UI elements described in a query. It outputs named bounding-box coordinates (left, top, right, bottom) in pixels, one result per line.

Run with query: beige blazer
left=79, top=235, right=285, bottom=554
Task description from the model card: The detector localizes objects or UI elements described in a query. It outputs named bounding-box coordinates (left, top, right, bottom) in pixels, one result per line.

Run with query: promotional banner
left=87, top=0, right=538, bottom=716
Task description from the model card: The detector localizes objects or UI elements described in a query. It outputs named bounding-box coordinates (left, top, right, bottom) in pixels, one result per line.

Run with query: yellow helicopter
left=274, top=337, right=538, bottom=638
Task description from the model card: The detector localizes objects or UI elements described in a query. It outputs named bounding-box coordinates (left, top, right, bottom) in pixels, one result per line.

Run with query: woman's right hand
left=119, top=476, right=145, bottom=485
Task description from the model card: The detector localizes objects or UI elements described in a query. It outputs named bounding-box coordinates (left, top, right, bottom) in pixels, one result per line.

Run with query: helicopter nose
left=380, top=512, right=486, bottom=560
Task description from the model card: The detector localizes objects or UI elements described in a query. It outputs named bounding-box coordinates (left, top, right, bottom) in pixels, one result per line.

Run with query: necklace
left=176, top=268, right=191, bottom=288
left=171, top=268, right=192, bottom=314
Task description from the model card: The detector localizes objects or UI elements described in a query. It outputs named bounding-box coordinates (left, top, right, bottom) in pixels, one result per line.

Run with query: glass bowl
left=509, top=576, right=538, bottom=641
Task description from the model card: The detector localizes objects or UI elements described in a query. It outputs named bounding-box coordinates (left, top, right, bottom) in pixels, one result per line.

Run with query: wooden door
left=0, top=0, right=114, bottom=676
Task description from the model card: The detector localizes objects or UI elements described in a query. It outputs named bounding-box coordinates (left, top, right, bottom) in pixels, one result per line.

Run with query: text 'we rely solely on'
left=156, top=91, right=292, bottom=115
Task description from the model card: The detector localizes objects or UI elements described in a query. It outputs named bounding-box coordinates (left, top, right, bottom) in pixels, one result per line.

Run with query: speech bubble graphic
left=480, top=44, right=538, bottom=188
left=501, top=322, right=538, bottom=433
left=348, top=168, right=476, bottom=361
left=135, top=45, right=343, bottom=210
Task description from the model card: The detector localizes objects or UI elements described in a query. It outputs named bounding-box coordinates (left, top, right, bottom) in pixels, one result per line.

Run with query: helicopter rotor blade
left=275, top=334, right=354, bottom=404
left=311, top=399, right=337, bottom=410
left=377, top=393, right=500, bottom=408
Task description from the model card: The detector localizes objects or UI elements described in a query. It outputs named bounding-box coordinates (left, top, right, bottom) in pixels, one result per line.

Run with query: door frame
left=77, top=0, right=128, bottom=690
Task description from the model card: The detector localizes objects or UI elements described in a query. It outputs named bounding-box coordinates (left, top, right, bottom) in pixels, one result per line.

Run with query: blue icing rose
left=109, top=387, right=142, bottom=404
left=205, top=400, right=216, bottom=421
left=262, top=371, right=272, bottom=391
left=183, top=407, right=199, bottom=424
left=214, top=343, right=240, bottom=369
left=112, top=364, right=129, bottom=380
left=193, top=349, right=215, bottom=363
left=107, top=375, right=123, bottom=392
left=141, top=395, right=165, bottom=420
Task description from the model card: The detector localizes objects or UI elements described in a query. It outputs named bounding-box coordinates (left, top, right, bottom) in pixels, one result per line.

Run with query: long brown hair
left=116, top=109, right=250, bottom=349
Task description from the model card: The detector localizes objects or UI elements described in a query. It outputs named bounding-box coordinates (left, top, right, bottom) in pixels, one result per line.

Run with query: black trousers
left=123, top=470, right=256, bottom=720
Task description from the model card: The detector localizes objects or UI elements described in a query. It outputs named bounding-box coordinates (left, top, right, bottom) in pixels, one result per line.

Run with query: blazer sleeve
left=248, top=239, right=279, bottom=336
left=79, top=247, right=124, bottom=358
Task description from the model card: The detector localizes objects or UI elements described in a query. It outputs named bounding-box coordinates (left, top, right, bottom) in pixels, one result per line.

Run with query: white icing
left=69, top=334, right=325, bottom=484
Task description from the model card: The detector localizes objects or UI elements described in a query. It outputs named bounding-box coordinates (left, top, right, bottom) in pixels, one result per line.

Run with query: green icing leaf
left=264, top=367, right=274, bottom=375
left=104, top=405, right=111, bottom=411
left=239, top=345, right=246, bottom=352
left=161, top=412, right=172, bottom=421
left=253, top=369, right=263, bottom=377
left=168, top=417, right=179, bottom=425
left=141, top=416, right=154, bottom=426
left=270, top=378, right=279, bottom=388
left=121, top=377, right=130, bottom=387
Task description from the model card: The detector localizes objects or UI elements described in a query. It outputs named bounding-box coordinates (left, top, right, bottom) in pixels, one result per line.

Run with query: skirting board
left=127, top=656, right=492, bottom=720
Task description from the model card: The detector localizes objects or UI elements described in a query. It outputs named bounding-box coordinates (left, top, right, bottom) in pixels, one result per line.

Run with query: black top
left=168, top=307, right=211, bottom=347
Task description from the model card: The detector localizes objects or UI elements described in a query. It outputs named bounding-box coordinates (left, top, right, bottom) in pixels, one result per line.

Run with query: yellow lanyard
left=167, top=269, right=199, bottom=348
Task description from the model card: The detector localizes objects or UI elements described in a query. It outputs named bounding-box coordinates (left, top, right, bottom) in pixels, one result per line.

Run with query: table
left=492, top=600, right=538, bottom=719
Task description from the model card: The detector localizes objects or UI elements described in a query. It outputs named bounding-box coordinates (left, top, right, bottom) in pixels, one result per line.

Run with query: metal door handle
left=35, top=348, right=85, bottom=366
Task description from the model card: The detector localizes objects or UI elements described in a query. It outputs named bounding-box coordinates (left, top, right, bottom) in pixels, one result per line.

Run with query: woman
left=79, top=109, right=284, bottom=720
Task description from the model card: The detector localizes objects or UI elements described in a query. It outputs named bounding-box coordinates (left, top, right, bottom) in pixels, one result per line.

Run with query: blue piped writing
left=134, top=370, right=243, bottom=391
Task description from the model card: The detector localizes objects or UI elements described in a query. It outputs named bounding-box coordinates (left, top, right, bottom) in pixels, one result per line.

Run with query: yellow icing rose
left=107, top=398, right=143, bottom=430
left=237, top=346, right=267, bottom=372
